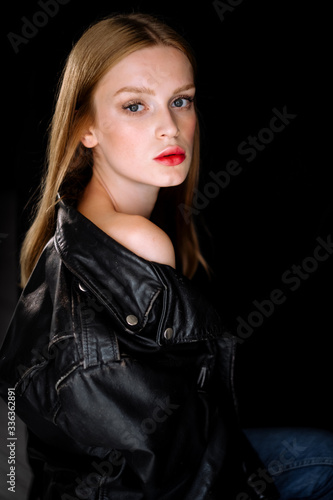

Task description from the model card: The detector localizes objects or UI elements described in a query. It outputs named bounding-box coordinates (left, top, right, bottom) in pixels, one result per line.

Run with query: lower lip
left=154, top=154, right=186, bottom=166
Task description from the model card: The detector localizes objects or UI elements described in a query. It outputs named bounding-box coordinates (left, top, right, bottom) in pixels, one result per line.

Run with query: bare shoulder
left=77, top=185, right=175, bottom=268
left=102, top=213, right=176, bottom=268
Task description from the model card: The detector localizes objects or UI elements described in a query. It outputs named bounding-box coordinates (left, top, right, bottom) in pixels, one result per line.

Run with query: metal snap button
left=126, top=314, right=139, bottom=326
left=78, top=282, right=88, bottom=292
left=163, top=327, right=174, bottom=340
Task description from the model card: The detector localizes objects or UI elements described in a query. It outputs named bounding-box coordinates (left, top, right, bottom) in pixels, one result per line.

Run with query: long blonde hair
left=20, top=12, right=208, bottom=287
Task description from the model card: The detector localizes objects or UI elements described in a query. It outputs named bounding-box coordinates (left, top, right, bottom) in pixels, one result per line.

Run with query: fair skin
left=78, top=45, right=196, bottom=268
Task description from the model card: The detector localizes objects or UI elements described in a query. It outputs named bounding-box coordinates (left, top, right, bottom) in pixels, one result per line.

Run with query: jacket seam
left=14, top=362, right=47, bottom=392
left=107, top=323, right=120, bottom=361
left=74, top=283, right=121, bottom=364
left=48, top=334, right=74, bottom=349
left=143, top=289, right=161, bottom=322
left=55, top=236, right=123, bottom=325
left=77, top=289, right=90, bottom=368
left=52, top=401, right=61, bottom=425
left=55, top=362, right=83, bottom=393
left=170, top=332, right=223, bottom=344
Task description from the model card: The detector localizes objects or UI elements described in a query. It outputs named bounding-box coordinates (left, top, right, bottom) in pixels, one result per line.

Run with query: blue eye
left=123, top=102, right=144, bottom=113
left=172, top=96, right=194, bottom=108
left=173, top=98, right=186, bottom=108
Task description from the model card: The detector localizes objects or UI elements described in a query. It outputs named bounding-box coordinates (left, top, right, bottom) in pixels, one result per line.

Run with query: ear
left=81, top=127, right=98, bottom=148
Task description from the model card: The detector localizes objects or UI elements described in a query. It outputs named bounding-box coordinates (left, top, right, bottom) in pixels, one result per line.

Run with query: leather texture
left=0, top=201, right=280, bottom=499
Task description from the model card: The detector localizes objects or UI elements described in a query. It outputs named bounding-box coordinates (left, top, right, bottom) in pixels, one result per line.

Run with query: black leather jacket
left=0, top=201, right=279, bottom=499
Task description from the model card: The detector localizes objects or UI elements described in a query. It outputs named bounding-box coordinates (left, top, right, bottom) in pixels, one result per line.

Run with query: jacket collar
left=54, top=201, right=224, bottom=345
left=55, top=201, right=164, bottom=329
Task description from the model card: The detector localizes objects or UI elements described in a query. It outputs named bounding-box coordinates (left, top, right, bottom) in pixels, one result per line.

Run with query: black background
left=1, top=0, right=332, bottom=434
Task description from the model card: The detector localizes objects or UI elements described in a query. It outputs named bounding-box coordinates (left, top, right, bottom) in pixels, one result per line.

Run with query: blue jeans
left=244, top=427, right=333, bottom=499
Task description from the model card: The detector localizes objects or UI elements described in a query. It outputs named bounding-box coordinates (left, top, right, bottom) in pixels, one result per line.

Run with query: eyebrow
left=113, top=83, right=195, bottom=97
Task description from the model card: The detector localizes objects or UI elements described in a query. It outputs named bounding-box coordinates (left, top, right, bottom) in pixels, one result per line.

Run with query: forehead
left=97, top=45, right=194, bottom=95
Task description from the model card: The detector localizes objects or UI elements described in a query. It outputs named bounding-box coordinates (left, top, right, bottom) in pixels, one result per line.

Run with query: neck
left=93, top=167, right=159, bottom=219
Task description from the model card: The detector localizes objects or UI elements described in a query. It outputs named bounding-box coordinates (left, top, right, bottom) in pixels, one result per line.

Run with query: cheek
left=184, top=115, right=197, bottom=146
left=98, top=119, right=141, bottom=152
left=102, top=122, right=149, bottom=166
left=115, top=126, right=147, bottom=162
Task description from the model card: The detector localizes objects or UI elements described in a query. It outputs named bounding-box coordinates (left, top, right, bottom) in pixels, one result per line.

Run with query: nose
left=155, top=107, right=179, bottom=139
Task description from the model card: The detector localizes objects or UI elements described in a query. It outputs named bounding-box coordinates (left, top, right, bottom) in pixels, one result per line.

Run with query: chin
left=159, top=175, right=188, bottom=188
left=159, top=165, right=190, bottom=188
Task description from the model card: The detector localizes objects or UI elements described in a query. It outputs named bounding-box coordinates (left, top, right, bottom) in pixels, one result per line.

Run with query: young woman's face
left=84, top=45, right=197, bottom=191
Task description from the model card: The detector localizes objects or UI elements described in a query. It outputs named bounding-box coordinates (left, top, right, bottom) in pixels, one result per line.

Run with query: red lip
left=154, top=146, right=186, bottom=166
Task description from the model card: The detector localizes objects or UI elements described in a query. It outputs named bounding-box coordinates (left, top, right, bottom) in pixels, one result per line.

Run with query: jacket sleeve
left=54, top=356, right=183, bottom=455
left=45, top=284, right=211, bottom=490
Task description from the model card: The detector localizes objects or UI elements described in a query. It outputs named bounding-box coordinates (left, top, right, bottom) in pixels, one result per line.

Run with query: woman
left=0, top=13, right=332, bottom=500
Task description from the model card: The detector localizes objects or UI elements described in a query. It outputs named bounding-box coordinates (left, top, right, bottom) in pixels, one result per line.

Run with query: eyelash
left=122, top=94, right=195, bottom=114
